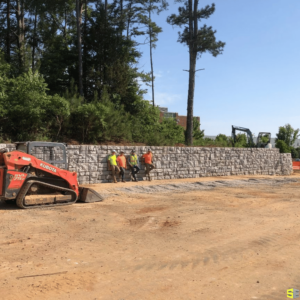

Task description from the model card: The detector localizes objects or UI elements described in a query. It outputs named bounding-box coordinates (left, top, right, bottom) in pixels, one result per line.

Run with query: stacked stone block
left=0, top=144, right=293, bottom=184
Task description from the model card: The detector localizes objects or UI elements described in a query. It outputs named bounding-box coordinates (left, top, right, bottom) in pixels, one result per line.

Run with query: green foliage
left=0, top=1, right=214, bottom=147
left=70, top=100, right=131, bottom=143
left=159, top=118, right=185, bottom=145
left=294, top=147, right=300, bottom=159
left=291, top=147, right=299, bottom=159
left=235, top=133, right=248, bottom=148
left=215, top=134, right=230, bottom=147
left=130, top=102, right=184, bottom=146
left=215, top=134, right=228, bottom=143
left=274, top=124, right=300, bottom=155
left=192, top=117, right=204, bottom=140
left=48, top=94, right=71, bottom=138
left=3, top=69, right=53, bottom=141
left=167, top=3, right=225, bottom=56
left=192, top=132, right=255, bottom=148
left=275, top=140, right=290, bottom=154
left=0, top=62, right=186, bottom=145
left=276, top=124, right=300, bottom=148
left=0, top=51, right=9, bottom=117
left=260, top=135, right=270, bottom=144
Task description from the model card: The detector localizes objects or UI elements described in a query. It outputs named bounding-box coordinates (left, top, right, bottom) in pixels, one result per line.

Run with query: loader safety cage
left=15, top=142, right=68, bottom=170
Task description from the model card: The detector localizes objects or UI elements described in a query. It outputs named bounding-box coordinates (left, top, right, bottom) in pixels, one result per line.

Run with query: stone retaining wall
left=1, top=144, right=292, bottom=184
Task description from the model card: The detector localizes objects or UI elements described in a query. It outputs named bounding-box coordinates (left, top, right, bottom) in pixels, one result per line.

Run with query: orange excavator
left=0, top=142, right=103, bottom=209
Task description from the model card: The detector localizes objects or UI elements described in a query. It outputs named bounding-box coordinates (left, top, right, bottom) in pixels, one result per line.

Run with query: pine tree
left=167, top=2, right=225, bottom=145
left=76, top=0, right=83, bottom=96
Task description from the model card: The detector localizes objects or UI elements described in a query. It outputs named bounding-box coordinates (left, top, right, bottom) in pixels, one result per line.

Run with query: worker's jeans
left=119, top=167, right=125, bottom=181
left=145, top=163, right=155, bottom=175
left=111, top=165, right=120, bottom=181
left=130, top=165, right=140, bottom=180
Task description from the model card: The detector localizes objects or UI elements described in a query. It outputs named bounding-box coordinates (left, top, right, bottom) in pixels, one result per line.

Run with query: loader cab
left=15, top=142, right=68, bottom=170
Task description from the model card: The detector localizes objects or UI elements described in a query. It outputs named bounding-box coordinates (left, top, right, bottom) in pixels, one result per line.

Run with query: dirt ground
left=1, top=174, right=300, bottom=300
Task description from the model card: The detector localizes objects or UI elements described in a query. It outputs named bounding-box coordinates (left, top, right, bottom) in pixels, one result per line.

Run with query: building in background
left=158, top=107, right=200, bottom=130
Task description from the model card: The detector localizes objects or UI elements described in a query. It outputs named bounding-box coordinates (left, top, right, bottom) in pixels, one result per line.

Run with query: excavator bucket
left=79, top=187, right=104, bottom=203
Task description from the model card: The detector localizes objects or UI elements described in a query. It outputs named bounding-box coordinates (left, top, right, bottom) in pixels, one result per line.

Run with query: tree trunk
left=149, top=7, right=155, bottom=107
left=105, top=0, right=108, bottom=18
left=186, top=51, right=196, bottom=146
left=56, top=116, right=62, bottom=138
left=6, top=0, right=10, bottom=62
left=193, top=0, right=198, bottom=36
left=83, top=0, right=88, bottom=97
left=127, top=18, right=130, bottom=39
left=120, top=0, right=123, bottom=34
left=185, top=0, right=194, bottom=146
left=76, top=0, right=84, bottom=96
left=21, top=0, right=25, bottom=64
left=64, top=4, right=67, bottom=39
left=126, top=2, right=132, bottom=40
left=16, top=0, right=25, bottom=71
left=32, top=6, right=37, bottom=70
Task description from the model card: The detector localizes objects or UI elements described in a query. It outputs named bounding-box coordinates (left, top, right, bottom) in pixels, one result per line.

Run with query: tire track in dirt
left=1, top=270, right=95, bottom=300
left=128, top=230, right=296, bottom=274
left=126, top=215, right=181, bottom=231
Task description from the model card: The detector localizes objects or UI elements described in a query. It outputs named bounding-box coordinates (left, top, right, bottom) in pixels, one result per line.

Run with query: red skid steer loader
left=0, top=142, right=103, bottom=209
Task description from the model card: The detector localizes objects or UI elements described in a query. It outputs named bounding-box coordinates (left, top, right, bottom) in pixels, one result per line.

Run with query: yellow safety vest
left=130, top=154, right=138, bottom=165
left=108, top=155, right=117, bottom=166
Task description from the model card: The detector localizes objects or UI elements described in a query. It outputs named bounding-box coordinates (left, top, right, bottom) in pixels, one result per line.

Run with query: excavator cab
left=256, top=133, right=271, bottom=148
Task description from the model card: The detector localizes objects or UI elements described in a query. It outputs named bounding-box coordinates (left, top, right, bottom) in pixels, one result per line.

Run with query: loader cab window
left=16, top=143, right=27, bottom=153
left=15, top=142, right=68, bottom=170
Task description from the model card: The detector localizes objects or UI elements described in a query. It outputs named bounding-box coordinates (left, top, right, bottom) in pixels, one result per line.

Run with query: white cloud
left=155, top=92, right=183, bottom=106
left=154, top=71, right=163, bottom=78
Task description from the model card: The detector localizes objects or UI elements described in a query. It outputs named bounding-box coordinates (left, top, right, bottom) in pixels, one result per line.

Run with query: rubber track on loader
left=16, top=180, right=78, bottom=209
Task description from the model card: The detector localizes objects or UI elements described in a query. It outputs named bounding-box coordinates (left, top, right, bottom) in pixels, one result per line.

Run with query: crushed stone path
left=115, top=177, right=299, bottom=195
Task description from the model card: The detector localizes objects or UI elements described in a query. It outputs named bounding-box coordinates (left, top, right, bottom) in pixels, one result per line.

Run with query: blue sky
left=136, top=0, right=300, bottom=137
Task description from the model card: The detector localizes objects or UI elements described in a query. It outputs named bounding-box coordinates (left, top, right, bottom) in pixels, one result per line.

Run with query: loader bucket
left=79, top=187, right=104, bottom=203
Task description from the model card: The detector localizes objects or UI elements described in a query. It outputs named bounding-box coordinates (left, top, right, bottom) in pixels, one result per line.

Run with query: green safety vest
left=130, top=154, right=138, bottom=165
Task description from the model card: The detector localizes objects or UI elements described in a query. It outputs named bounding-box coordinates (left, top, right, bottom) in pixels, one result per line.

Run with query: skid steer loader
left=0, top=142, right=103, bottom=209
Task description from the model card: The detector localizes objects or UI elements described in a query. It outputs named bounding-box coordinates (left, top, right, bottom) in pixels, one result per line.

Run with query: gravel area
left=116, top=177, right=299, bottom=194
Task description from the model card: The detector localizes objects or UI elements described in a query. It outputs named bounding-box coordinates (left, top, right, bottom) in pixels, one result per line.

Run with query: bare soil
left=1, top=174, right=300, bottom=300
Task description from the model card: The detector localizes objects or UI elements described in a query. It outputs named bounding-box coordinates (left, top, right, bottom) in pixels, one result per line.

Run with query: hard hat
left=112, top=149, right=116, bottom=153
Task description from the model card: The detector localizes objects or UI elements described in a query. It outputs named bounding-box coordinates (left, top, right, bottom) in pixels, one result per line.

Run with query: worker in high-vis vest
left=108, top=150, right=120, bottom=183
left=116, top=150, right=127, bottom=183
left=127, top=149, right=140, bottom=182
left=142, top=148, right=155, bottom=181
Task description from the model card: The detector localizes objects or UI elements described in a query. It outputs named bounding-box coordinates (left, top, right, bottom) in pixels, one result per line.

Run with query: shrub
left=291, top=147, right=299, bottom=159
left=69, top=100, right=131, bottom=143
left=276, top=124, right=300, bottom=147
left=3, top=69, right=53, bottom=140
left=275, top=140, right=290, bottom=153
